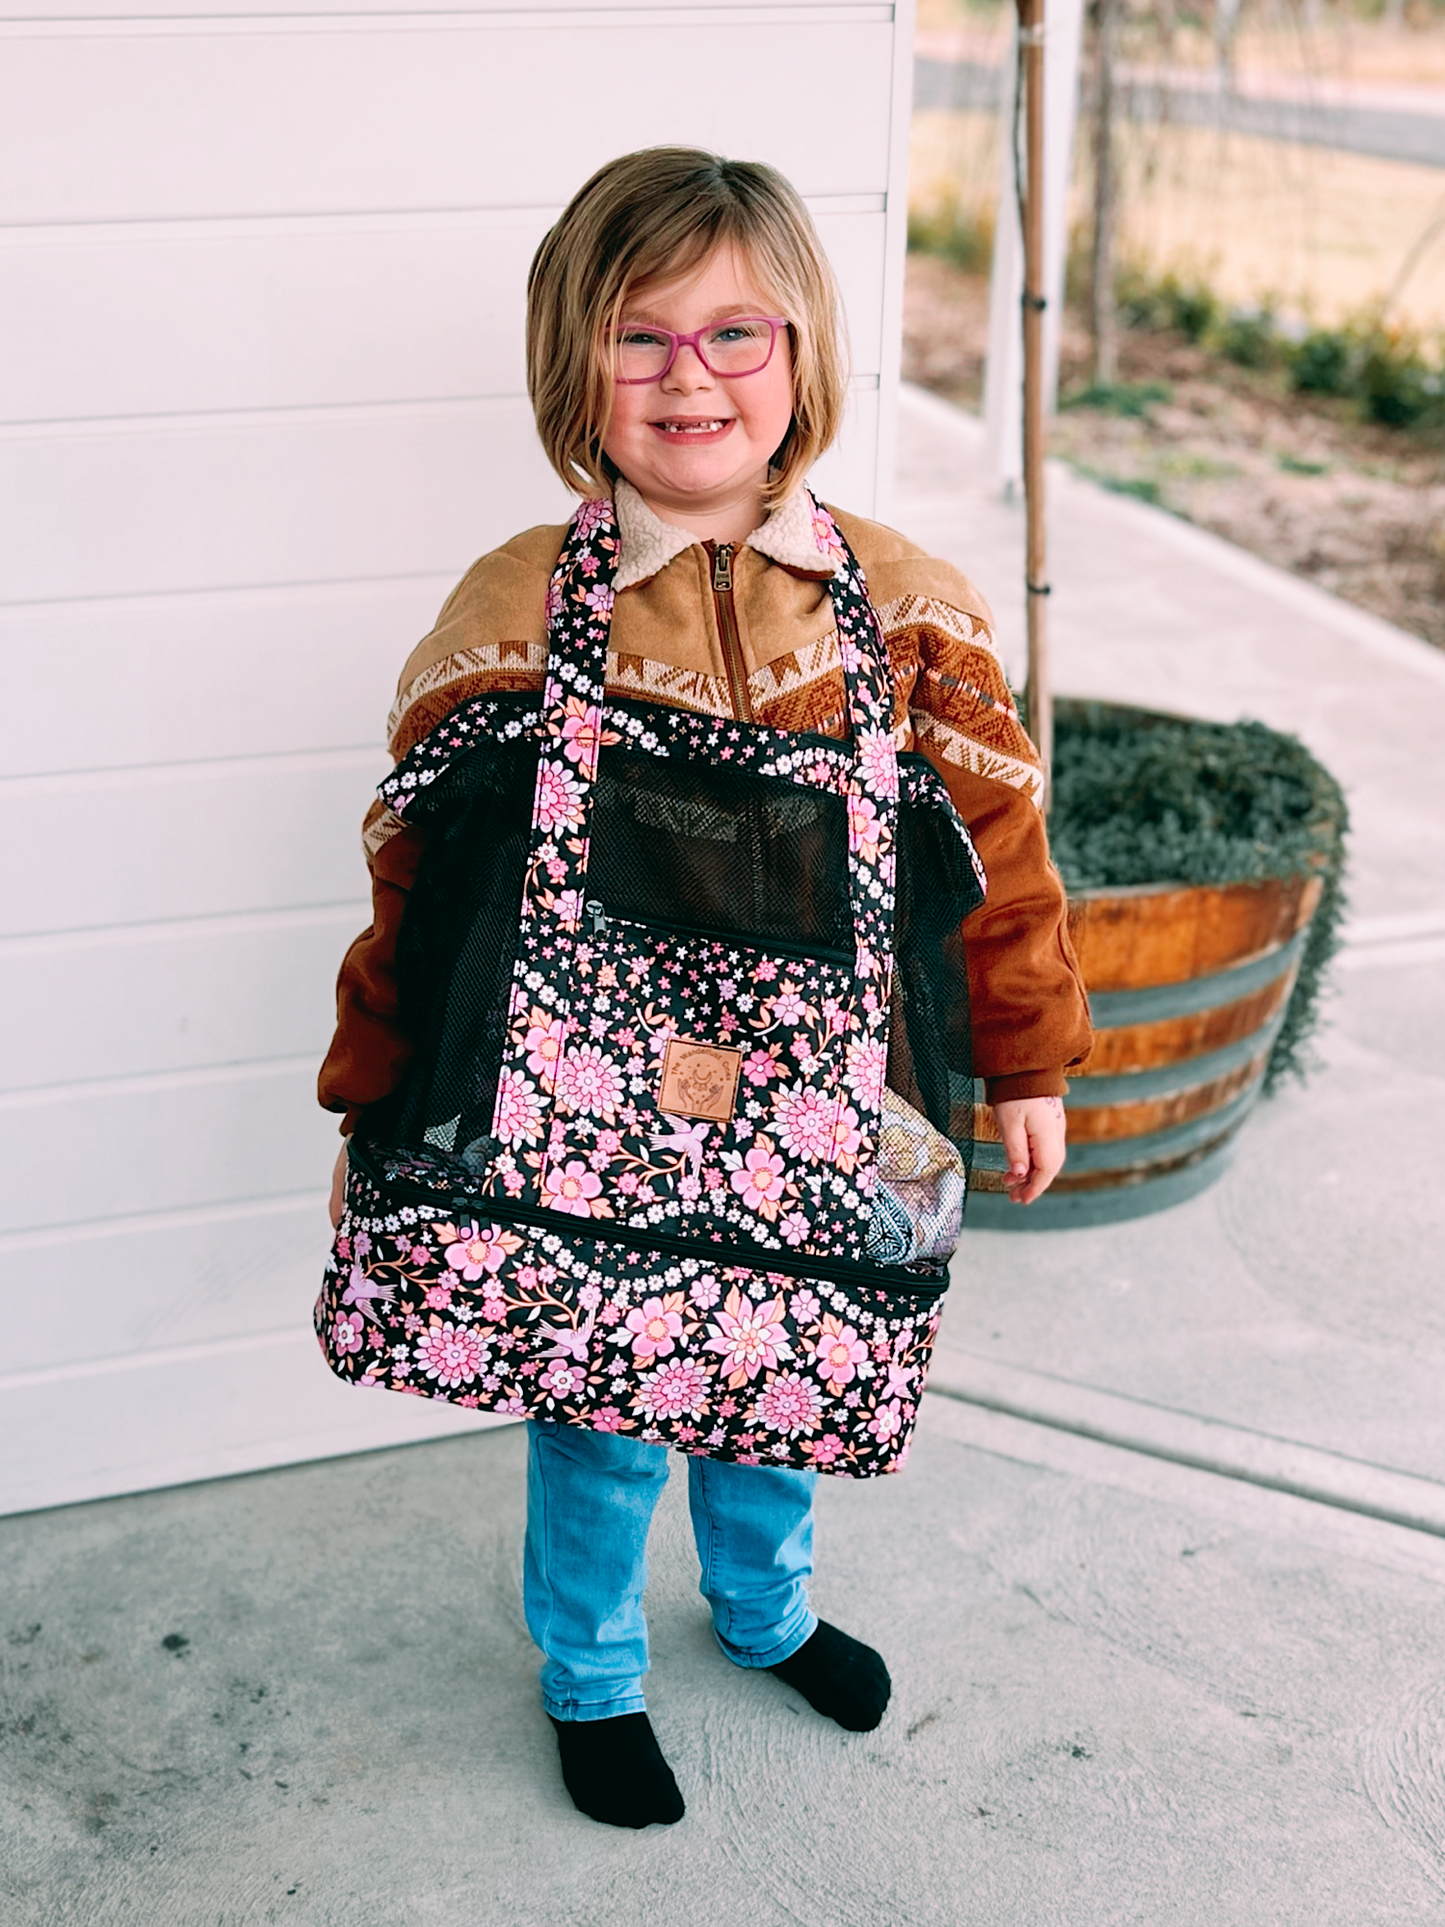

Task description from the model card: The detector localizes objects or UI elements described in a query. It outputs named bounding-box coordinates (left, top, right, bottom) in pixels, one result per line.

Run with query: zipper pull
left=585, top=899, right=607, bottom=936
left=712, top=543, right=733, bottom=593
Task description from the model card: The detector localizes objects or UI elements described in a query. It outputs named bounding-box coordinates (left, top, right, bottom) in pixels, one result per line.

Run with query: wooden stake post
left=1017, top=0, right=1052, bottom=800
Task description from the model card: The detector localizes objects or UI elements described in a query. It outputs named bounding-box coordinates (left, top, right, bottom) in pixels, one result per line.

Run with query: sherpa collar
left=611, top=477, right=838, bottom=592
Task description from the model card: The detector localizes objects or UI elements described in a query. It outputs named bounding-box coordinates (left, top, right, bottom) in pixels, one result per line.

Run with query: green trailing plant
left=1048, top=701, right=1349, bottom=1090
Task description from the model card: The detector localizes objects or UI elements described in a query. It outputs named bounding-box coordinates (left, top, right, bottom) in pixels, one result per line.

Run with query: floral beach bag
left=316, top=496, right=985, bottom=1477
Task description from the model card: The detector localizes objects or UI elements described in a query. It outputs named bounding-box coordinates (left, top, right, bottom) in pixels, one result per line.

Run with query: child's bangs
left=616, top=220, right=792, bottom=325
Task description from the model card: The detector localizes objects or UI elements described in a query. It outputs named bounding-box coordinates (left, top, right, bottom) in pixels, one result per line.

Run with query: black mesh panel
left=375, top=737, right=537, bottom=1153
left=363, top=736, right=977, bottom=1191
left=586, top=752, right=852, bottom=956
left=890, top=754, right=976, bottom=1176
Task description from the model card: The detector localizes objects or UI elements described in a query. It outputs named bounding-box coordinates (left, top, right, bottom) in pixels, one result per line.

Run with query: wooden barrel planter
left=964, top=873, right=1324, bottom=1228
left=959, top=697, right=1346, bottom=1231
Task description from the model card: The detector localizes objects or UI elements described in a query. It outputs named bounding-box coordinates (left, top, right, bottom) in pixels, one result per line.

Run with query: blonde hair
left=527, top=148, right=848, bottom=506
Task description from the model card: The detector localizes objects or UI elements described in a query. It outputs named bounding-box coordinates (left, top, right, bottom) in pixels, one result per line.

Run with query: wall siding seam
left=0, top=372, right=884, bottom=440
left=0, top=1187, right=326, bottom=1254
left=0, top=1324, right=316, bottom=1392
left=0, top=744, right=384, bottom=801
left=0, top=567, right=458, bottom=619
left=0, top=192, right=886, bottom=244
left=0, top=1050, right=321, bottom=1111
left=0, top=6, right=895, bottom=41
left=0, top=901, right=370, bottom=959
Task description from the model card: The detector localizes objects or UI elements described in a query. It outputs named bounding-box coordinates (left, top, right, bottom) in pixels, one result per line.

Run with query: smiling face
left=599, top=243, right=796, bottom=545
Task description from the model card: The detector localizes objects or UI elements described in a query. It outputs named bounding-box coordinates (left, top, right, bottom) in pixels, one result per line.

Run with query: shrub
left=1291, top=327, right=1355, bottom=396
left=1166, top=280, right=1219, bottom=343
left=907, top=201, right=995, bottom=275
left=1356, top=331, right=1445, bottom=429
left=1118, top=268, right=1217, bottom=341
left=1214, top=306, right=1280, bottom=369
left=1049, top=701, right=1349, bottom=1089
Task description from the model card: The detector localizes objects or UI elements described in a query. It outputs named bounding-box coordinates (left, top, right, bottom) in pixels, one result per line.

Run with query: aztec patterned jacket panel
left=318, top=482, right=1093, bottom=1130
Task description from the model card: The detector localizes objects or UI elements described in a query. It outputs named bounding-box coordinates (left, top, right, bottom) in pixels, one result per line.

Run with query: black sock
left=767, top=1620, right=891, bottom=1732
left=549, top=1712, right=685, bottom=1829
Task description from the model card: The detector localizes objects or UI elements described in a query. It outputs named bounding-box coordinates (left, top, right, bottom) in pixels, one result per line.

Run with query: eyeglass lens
left=615, top=319, right=777, bottom=381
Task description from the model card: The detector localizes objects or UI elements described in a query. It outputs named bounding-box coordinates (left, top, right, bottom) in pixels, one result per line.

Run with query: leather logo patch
left=657, top=1038, right=743, bottom=1123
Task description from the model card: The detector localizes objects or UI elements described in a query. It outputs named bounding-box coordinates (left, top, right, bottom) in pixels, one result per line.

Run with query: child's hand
left=329, top=1143, right=348, bottom=1230
left=991, top=1095, right=1066, bottom=1205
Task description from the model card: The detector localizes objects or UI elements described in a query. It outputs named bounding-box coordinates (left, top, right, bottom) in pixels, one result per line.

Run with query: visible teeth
left=657, top=420, right=726, bottom=433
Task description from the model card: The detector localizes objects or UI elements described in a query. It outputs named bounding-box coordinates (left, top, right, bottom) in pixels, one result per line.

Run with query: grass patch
left=1070, top=465, right=1169, bottom=508
left=1104, top=476, right=1166, bottom=505
left=1277, top=454, right=1331, bottom=477
left=1050, top=701, right=1349, bottom=1089
left=1158, top=453, right=1241, bottom=481
left=1061, top=380, right=1173, bottom=418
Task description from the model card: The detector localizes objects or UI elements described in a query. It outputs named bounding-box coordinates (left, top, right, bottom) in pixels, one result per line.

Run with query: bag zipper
left=347, top=1140, right=950, bottom=1302
left=708, top=542, right=754, bottom=723
left=583, top=899, right=852, bottom=967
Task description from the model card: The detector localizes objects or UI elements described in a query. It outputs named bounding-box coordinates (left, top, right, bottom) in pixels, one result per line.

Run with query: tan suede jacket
left=319, top=483, right=1092, bottom=1129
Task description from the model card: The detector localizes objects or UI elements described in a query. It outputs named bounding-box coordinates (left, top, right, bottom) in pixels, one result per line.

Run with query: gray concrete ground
left=5, top=391, right=1445, bottom=1925
left=915, top=54, right=1445, bottom=169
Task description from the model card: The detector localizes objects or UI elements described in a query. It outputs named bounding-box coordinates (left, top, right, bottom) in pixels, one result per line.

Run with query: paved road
left=915, top=53, right=1445, bottom=168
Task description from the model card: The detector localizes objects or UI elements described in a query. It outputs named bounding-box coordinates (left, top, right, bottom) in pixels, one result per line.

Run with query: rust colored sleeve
left=902, top=613, right=1093, bottom=1100
left=317, top=820, right=428, bottom=1134
left=940, top=764, right=1093, bottom=1100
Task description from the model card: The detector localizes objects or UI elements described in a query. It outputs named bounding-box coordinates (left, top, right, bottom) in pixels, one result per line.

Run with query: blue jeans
left=524, top=1420, right=818, bottom=1722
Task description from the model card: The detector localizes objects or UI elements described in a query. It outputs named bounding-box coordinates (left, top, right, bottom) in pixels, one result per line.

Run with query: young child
left=319, top=148, right=1091, bottom=1830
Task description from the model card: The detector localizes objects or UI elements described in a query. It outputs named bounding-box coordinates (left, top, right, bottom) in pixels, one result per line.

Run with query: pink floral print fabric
left=317, top=496, right=949, bottom=1478
left=318, top=1158, right=942, bottom=1478
left=484, top=495, right=898, bottom=1270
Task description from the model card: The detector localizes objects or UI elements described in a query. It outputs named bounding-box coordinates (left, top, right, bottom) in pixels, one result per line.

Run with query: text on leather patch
left=657, top=1038, right=743, bottom=1123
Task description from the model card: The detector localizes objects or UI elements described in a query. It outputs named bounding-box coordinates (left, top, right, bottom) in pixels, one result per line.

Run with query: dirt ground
left=903, top=250, right=1445, bottom=650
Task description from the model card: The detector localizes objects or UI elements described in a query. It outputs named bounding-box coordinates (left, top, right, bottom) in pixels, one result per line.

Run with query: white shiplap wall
left=0, top=0, right=916, bottom=1514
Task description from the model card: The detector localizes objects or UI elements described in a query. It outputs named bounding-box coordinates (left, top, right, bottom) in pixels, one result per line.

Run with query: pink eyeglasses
left=611, top=315, right=790, bottom=384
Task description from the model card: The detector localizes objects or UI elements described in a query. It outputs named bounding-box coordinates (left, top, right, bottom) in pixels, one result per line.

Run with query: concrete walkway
left=4, top=389, right=1445, bottom=1925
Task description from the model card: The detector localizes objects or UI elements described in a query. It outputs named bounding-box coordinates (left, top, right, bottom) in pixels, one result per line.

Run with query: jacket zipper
left=708, top=542, right=754, bottom=723
left=346, top=1140, right=950, bottom=1300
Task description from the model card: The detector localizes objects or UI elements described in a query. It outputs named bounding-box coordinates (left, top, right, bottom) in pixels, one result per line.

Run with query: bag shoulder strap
left=490, top=494, right=901, bottom=1221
